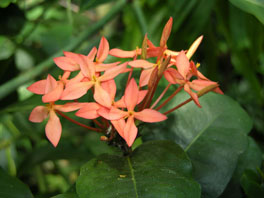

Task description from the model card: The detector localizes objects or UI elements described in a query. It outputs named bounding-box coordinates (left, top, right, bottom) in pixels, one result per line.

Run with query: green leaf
left=220, top=137, right=262, bottom=198
left=143, top=92, right=252, bottom=198
left=0, top=167, right=33, bottom=198
left=19, top=140, right=94, bottom=175
left=240, top=169, right=264, bottom=198
left=76, top=140, right=201, bottom=198
left=80, top=0, right=115, bottom=11
left=229, top=0, right=264, bottom=25
left=0, top=0, right=16, bottom=8
left=0, top=36, right=15, bottom=60
left=15, top=49, right=34, bottom=71
left=52, top=193, right=79, bottom=198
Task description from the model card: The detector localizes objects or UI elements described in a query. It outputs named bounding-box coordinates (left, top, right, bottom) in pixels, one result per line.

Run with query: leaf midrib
left=184, top=115, right=219, bottom=152
left=127, top=156, right=139, bottom=198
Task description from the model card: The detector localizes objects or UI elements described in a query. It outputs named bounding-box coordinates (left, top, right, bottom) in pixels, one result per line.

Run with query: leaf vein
left=127, top=156, right=139, bottom=198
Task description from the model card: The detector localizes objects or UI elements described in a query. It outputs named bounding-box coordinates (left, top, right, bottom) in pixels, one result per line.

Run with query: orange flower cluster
left=28, top=17, right=222, bottom=147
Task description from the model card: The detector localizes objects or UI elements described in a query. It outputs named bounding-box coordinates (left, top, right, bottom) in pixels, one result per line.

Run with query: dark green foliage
left=76, top=141, right=201, bottom=198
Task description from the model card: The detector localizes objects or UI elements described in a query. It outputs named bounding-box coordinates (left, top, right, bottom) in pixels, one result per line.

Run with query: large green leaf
left=0, top=167, right=33, bottom=198
left=143, top=92, right=252, bottom=198
left=76, top=140, right=201, bottom=198
left=220, top=137, right=263, bottom=198
left=229, top=0, right=264, bottom=25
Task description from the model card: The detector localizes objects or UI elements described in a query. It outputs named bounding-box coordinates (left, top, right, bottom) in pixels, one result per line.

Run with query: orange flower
left=164, top=51, right=220, bottom=107
left=98, top=78, right=167, bottom=146
left=29, top=102, right=82, bottom=147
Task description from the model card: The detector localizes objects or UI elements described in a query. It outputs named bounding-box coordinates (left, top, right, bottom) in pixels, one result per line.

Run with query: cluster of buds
left=27, top=17, right=223, bottom=148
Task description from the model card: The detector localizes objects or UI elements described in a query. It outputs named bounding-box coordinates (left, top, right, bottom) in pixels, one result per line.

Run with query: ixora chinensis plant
left=28, top=17, right=222, bottom=149
left=26, top=18, right=253, bottom=198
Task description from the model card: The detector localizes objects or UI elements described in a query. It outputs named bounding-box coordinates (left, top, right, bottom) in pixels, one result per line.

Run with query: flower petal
left=87, top=47, right=97, bottom=62
left=79, top=56, right=95, bottom=78
left=124, top=78, right=139, bottom=111
left=98, top=107, right=127, bottom=120
left=137, top=90, right=148, bottom=104
left=160, top=17, right=173, bottom=47
left=184, top=84, right=201, bottom=107
left=139, top=68, right=154, bottom=87
left=29, top=106, right=49, bottom=123
left=111, top=119, right=125, bottom=138
left=27, top=79, right=46, bottom=95
left=75, top=103, right=100, bottom=119
left=42, top=81, right=64, bottom=103
left=99, top=62, right=127, bottom=82
left=61, top=82, right=93, bottom=100
left=164, top=68, right=184, bottom=84
left=114, top=97, right=126, bottom=108
left=55, top=102, right=85, bottom=112
left=53, top=56, right=79, bottom=71
left=95, top=62, right=120, bottom=72
left=94, top=84, right=112, bottom=107
left=186, top=36, right=203, bottom=59
left=189, top=80, right=217, bottom=92
left=45, top=110, right=62, bottom=147
left=101, top=79, right=116, bottom=101
left=124, top=116, right=137, bottom=147
left=45, top=74, right=58, bottom=94
left=109, top=48, right=140, bottom=58
left=134, top=109, right=167, bottom=123
left=176, top=51, right=190, bottom=78
left=97, top=36, right=109, bottom=62
left=66, top=71, right=84, bottom=87
left=128, top=60, right=154, bottom=69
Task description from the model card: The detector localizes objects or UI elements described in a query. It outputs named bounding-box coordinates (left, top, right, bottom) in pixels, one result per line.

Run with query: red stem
left=151, top=83, right=171, bottom=109
left=56, top=111, right=102, bottom=132
left=163, top=98, right=192, bottom=115
left=155, top=85, right=183, bottom=111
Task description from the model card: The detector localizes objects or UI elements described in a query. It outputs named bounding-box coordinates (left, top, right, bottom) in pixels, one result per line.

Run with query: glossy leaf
left=229, top=0, right=264, bottom=25
left=143, top=92, right=252, bottom=198
left=0, top=167, right=33, bottom=198
left=76, top=140, right=201, bottom=198
left=220, top=137, right=262, bottom=198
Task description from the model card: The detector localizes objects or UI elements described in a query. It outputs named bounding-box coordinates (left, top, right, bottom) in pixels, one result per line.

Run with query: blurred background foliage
left=0, top=0, right=263, bottom=197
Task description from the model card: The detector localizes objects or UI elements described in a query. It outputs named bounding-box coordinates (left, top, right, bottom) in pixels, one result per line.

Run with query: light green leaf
left=76, top=140, right=201, bottom=198
left=0, top=36, right=15, bottom=60
left=15, top=49, right=34, bottom=71
left=0, top=0, right=16, bottom=8
left=229, top=0, right=264, bottom=25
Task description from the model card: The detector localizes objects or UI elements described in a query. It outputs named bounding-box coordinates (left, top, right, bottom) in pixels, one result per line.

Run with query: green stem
left=0, top=0, right=126, bottom=100
left=66, top=0, right=73, bottom=25
left=34, top=166, right=46, bottom=193
left=6, top=147, right=16, bottom=176
left=132, top=0, right=147, bottom=35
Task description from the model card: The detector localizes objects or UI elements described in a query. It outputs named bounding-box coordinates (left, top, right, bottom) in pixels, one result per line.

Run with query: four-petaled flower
left=98, top=78, right=167, bottom=146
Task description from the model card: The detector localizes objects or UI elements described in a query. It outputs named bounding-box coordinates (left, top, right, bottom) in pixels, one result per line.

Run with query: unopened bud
left=100, top=136, right=108, bottom=141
